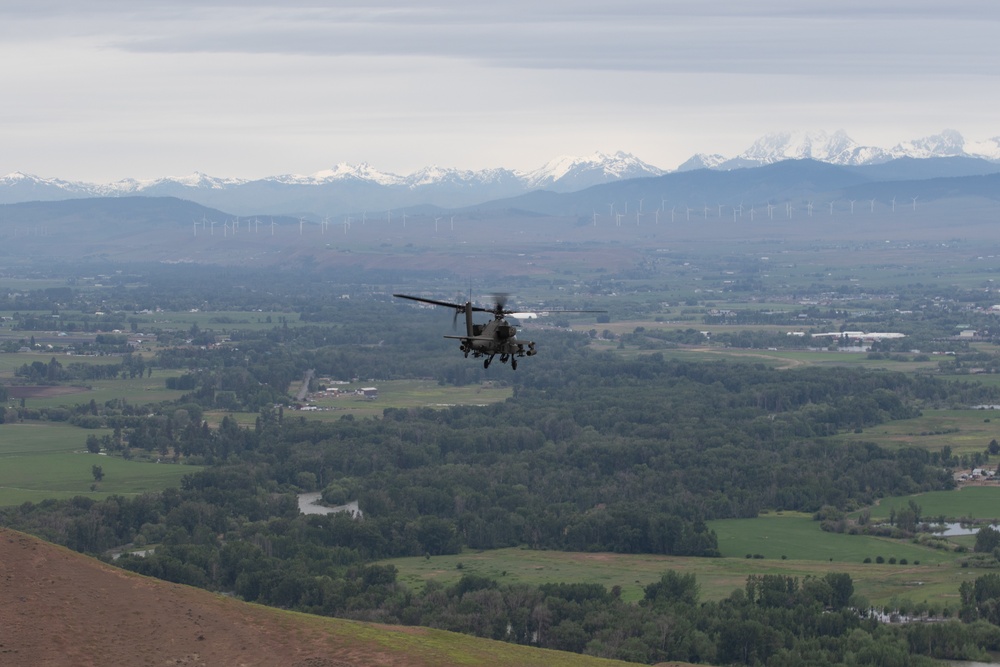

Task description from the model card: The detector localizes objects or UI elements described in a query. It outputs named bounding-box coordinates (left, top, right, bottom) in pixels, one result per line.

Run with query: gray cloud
left=1, top=1, right=998, bottom=181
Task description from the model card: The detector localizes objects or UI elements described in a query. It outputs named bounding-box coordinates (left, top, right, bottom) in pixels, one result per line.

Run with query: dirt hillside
left=0, top=528, right=641, bottom=667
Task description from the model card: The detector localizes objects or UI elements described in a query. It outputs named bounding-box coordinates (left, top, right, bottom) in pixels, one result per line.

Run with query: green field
left=829, top=409, right=1000, bottom=456
left=382, top=512, right=984, bottom=608
left=0, top=422, right=198, bottom=506
left=382, top=546, right=974, bottom=609
left=135, top=309, right=302, bottom=332
left=710, top=513, right=952, bottom=564
left=299, top=379, right=513, bottom=420
left=862, top=486, right=1000, bottom=522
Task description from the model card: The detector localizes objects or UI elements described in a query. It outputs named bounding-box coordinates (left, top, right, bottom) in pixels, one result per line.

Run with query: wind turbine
left=849, top=200, right=856, bottom=214
left=387, top=209, right=392, bottom=224
left=806, top=201, right=813, bottom=217
left=891, top=197, right=896, bottom=213
left=270, top=218, right=276, bottom=235
left=434, top=217, right=441, bottom=232
left=638, top=198, right=644, bottom=214
left=211, top=220, right=216, bottom=235
left=869, top=198, right=876, bottom=213
left=911, top=196, right=918, bottom=211
left=299, top=217, right=305, bottom=235
left=402, top=212, right=408, bottom=228
left=766, top=203, right=775, bottom=220
left=636, top=211, right=643, bottom=225
left=616, top=213, right=624, bottom=227
left=193, top=220, right=198, bottom=236
left=450, top=216, right=455, bottom=231
left=592, top=210, right=599, bottom=226
left=827, top=201, right=834, bottom=215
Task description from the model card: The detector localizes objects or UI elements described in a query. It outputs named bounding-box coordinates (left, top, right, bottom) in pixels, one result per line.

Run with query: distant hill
left=0, top=527, right=643, bottom=667
left=2, top=163, right=999, bottom=269
left=2, top=130, right=999, bottom=216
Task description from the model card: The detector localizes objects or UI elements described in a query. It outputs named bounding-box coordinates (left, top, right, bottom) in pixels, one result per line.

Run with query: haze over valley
left=6, top=2, right=1000, bottom=665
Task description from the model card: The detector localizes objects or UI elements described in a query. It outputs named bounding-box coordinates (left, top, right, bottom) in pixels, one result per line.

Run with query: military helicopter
left=393, top=293, right=603, bottom=370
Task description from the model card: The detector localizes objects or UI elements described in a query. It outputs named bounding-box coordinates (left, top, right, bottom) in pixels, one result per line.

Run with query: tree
left=86, top=434, right=100, bottom=454
left=975, top=526, right=1000, bottom=554
left=91, top=464, right=104, bottom=482
left=643, top=570, right=699, bottom=608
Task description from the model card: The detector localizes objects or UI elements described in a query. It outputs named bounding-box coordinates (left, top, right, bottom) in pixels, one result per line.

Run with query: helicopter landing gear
left=484, top=355, right=494, bottom=369
left=511, top=358, right=517, bottom=370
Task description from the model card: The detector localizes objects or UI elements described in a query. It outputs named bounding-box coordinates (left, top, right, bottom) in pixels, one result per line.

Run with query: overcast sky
left=2, top=1, right=998, bottom=182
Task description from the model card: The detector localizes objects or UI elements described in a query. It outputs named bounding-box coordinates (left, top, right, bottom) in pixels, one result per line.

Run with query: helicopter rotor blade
left=393, top=293, right=490, bottom=314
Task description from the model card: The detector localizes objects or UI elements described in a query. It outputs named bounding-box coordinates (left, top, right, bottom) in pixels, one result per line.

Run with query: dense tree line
left=11, top=260, right=1000, bottom=662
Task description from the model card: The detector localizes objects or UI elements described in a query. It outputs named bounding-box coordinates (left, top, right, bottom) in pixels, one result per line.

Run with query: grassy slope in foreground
left=0, top=527, right=651, bottom=667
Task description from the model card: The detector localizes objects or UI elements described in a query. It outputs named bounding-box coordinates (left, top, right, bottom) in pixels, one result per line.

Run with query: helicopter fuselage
left=443, top=315, right=536, bottom=360
left=440, top=302, right=537, bottom=369
left=392, top=293, right=591, bottom=370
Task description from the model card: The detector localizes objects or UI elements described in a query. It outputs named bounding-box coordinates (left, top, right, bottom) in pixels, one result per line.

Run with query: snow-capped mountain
left=681, top=129, right=892, bottom=170
left=2, top=131, right=999, bottom=214
left=524, top=151, right=665, bottom=191
left=0, top=151, right=664, bottom=212
left=887, top=128, right=996, bottom=160
left=679, top=129, right=1000, bottom=171
left=271, top=163, right=403, bottom=187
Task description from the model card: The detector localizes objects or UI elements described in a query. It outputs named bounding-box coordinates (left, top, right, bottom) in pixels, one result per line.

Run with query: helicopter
left=393, top=293, right=604, bottom=369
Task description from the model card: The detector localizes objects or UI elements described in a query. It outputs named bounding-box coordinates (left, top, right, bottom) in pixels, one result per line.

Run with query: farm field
left=861, top=486, right=1000, bottom=522
left=136, top=309, right=303, bottom=332
left=0, top=350, right=121, bottom=373
left=382, top=513, right=982, bottom=608
left=828, top=409, right=1000, bottom=456
left=382, top=539, right=974, bottom=609
left=0, top=422, right=198, bottom=506
left=592, top=340, right=946, bottom=373
left=200, top=379, right=513, bottom=426
left=299, top=379, right=513, bottom=420
left=2, top=372, right=188, bottom=409
left=710, top=513, right=952, bottom=565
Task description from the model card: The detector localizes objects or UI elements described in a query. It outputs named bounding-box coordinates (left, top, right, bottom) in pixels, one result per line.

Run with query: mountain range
left=2, top=129, right=999, bottom=216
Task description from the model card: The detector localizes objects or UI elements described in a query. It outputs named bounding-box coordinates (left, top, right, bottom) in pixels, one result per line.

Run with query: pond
left=297, top=492, right=363, bottom=518
left=930, top=522, right=989, bottom=537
